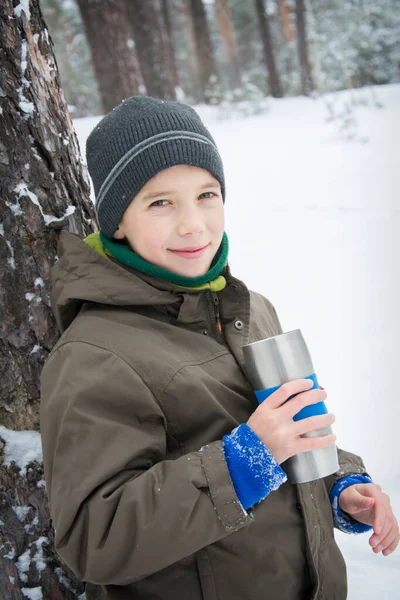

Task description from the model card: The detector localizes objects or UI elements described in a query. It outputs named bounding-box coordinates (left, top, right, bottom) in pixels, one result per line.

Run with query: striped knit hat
left=86, top=96, right=225, bottom=239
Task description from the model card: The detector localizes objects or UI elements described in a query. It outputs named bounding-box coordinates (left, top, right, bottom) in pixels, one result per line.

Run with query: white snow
left=33, top=537, right=48, bottom=573
left=6, top=240, right=16, bottom=269
left=16, top=548, right=31, bottom=583
left=14, top=0, right=31, bottom=22
left=30, top=345, right=41, bottom=354
left=34, top=278, right=44, bottom=287
left=19, top=99, right=34, bottom=114
left=25, top=293, right=35, bottom=302
left=48, top=82, right=400, bottom=597
left=12, top=505, right=31, bottom=521
left=14, top=182, right=76, bottom=224
left=0, top=426, right=42, bottom=474
left=21, top=588, right=43, bottom=600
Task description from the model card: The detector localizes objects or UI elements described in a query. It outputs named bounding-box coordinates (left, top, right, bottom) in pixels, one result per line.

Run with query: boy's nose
left=177, top=208, right=205, bottom=236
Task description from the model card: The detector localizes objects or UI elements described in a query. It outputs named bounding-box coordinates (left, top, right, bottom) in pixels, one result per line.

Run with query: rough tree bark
left=188, top=0, right=219, bottom=102
left=214, top=0, right=242, bottom=91
left=160, top=0, right=180, bottom=92
left=254, top=0, right=283, bottom=98
left=0, top=0, right=96, bottom=597
left=295, top=0, right=314, bottom=95
left=127, top=0, right=176, bottom=100
left=77, top=0, right=144, bottom=113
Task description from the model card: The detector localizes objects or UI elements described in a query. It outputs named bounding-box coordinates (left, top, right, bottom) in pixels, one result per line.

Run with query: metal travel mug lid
left=243, top=329, right=315, bottom=390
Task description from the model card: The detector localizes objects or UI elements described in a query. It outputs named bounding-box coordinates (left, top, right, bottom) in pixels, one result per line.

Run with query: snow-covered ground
left=73, top=84, right=400, bottom=598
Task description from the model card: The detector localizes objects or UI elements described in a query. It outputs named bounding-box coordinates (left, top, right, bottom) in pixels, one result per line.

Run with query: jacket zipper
left=205, top=290, right=224, bottom=342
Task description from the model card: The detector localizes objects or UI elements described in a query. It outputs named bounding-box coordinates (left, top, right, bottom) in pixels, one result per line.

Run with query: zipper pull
left=212, top=292, right=223, bottom=335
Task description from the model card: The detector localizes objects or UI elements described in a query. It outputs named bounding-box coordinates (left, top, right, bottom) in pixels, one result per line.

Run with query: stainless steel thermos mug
left=243, top=329, right=339, bottom=484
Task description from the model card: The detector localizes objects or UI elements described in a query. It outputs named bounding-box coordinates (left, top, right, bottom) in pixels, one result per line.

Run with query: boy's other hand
left=339, top=483, right=400, bottom=556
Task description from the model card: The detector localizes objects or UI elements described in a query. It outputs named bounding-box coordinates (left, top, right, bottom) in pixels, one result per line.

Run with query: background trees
left=39, top=0, right=400, bottom=116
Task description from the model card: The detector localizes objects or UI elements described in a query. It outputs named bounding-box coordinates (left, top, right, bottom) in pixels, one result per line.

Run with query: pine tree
left=127, top=0, right=176, bottom=100
left=77, top=0, right=144, bottom=113
left=188, top=0, right=220, bottom=103
left=295, top=0, right=314, bottom=95
left=254, top=0, right=283, bottom=97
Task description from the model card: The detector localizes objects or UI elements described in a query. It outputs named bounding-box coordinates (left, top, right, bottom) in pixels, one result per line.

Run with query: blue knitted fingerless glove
left=222, top=423, right=287, bottom=510
left=329, top=474, right=374, bottom=534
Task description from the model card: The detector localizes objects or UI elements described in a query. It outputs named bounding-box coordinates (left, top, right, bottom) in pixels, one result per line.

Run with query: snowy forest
left=43, top=0, right=400, bottom=116
left=1, top=0, right=400, bottom=599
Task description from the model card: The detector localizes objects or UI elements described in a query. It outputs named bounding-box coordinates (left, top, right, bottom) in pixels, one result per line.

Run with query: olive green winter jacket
left=40, top=232, right=370, bottom=600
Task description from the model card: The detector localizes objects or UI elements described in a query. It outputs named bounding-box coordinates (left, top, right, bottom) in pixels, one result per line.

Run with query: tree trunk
left=295, top=0, right=314, bottom=95
left=0, top=0, right=95, bottom=596
left=279, top=0, right=295, bottom=43
left=127, top=0, right=176, bottom=101
left=77, top=0, right=143, bottom=114
left=160, top=0, right=180, bottom=92
left=180, top=0, right=203, bottom=102
left=188, top=0, right=219, bottom=101
left=255, top=0, right=283, bottom=98
left=214, top=0, right=242, bottom=91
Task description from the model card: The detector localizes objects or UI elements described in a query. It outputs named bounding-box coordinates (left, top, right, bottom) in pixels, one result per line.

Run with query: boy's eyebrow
left=140, top=182, right=220, bottom=202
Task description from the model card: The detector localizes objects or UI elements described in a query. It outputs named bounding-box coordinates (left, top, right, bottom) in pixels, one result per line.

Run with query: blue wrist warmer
left=329, top=474, right=373, bottom=534
left=222, top=423, right=287, bottom=510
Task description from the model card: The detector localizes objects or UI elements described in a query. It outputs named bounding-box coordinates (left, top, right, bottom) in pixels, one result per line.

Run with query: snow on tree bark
left=127, top=0, right=176, bottom=101
left=0, top=0, right=95, bottom=596
left=77, top=0, right=144, bottom=114
left=295, top=0, right=314, bottom=96
left=254, top=0, right=283, bottom=98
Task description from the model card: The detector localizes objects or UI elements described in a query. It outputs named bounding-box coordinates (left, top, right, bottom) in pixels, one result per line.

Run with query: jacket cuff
left=329, top=474, right=373, bottom=534
left=222, top=423, right=287, bottom=510
left=200, top=440, right=252, bottom=531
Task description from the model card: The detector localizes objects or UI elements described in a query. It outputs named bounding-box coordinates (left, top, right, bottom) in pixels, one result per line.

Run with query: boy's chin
left=171, top=261, right=212, bottom=278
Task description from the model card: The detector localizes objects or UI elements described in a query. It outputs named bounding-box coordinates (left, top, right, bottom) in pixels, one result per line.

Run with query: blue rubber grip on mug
left=254, top=373, right=328, bottom=422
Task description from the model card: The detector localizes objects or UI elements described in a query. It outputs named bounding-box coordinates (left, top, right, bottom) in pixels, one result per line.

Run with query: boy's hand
left=339, top=483, right=400, bottom=556
left=247, top=378, right=336, bottom=465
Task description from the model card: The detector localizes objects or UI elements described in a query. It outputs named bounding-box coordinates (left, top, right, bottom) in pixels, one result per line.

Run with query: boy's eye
left=199, top=192, right=216, bottom=199
left=150, top=199, right=169, bottom=208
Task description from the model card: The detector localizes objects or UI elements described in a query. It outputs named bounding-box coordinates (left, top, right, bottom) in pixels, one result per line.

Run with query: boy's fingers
left=373, top=499, right=387, bottom=535
left=265, top=379, right=314, bottom=409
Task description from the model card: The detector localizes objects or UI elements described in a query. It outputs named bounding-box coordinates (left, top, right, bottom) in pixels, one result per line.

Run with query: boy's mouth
left=169, top=244, right=209, bottom=259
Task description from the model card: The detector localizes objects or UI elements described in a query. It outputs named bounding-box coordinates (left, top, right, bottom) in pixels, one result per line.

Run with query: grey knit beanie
left=86, top=96, right=225, bottom=239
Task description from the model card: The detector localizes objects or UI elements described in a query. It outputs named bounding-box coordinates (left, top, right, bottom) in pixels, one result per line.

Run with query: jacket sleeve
left=323, top=446, right=372, bottom=531
left=40, top=341, right=252, bottom=586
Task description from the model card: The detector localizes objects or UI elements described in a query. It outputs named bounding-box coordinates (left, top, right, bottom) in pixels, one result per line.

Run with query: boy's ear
left=113, top=225, right=125, bottom=240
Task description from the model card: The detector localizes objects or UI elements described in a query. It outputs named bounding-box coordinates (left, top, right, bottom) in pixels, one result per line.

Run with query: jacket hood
left=51, top=232, right=180, bottom=333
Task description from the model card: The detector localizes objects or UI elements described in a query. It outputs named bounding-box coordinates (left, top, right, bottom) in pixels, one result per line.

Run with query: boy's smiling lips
left=168, top=243, right=210, bottom=259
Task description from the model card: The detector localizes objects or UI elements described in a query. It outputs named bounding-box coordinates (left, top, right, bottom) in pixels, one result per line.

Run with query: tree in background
left=77, top=0, right=144, bottom=113
left=254, top=0, right=283, bottom=97
left=127, top=0, right=176, bottom=100
left=295, top=0, right=314, bottom=95
left=160, top=0, right=181, bottom=95
left=189, top=0, right=220, bottom=103
left=214, top=0, right=242, bottom=92
left=41, top=0, right=101, bottom=117
left=0, top=0, right=96, bottom=596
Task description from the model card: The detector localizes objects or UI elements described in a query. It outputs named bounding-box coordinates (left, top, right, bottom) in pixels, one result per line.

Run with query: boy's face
left=114, top=165, right=225, bottom=278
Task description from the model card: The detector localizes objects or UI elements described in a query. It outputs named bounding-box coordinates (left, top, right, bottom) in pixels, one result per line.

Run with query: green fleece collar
left=85, top=232, right=228, bottom=292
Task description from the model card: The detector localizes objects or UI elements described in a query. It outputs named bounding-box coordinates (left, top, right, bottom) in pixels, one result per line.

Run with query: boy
left=40, top=97, right=398, bottom=600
